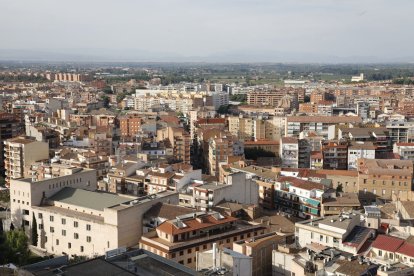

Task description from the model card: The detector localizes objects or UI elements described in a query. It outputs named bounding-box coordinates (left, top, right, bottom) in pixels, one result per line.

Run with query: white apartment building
left=295, top=213, right=374, bottom=254
left=280, top=137, right=299, bottom=168
left=347, top=141, right=376, bottom=170
left=393, top=142, right=414, bottom=161
left=192, top=172, right=259, bottom=211
left=10, top=168, right=179, bottom=258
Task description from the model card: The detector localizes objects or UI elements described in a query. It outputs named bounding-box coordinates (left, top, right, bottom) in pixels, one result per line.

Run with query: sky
left=0, top=0, right=413, bottom=62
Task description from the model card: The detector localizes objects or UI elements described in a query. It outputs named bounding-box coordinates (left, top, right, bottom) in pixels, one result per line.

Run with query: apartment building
left=286, top=116, right=362, bottom=138
left=229, top=163, right=279, bottom=210
left=322, top=140, right=348, bottom=170
left=192, top=172, right=258, bottom=211
left=10, top=169, right=178, bottom=258
left=247, top=88, right=304, bottom=107
left=338, top=127, right=390, bottom=154
left=275, top=176, right=325, bottom=219
left=393, top=142, right=414, bottom=161
left=208, top=134, right=243, bottom=177
left=347, top=141, right=376, bottom=170
left=295, top=213, right=374, bottom=255
left=0, top=112, right=24, bottom=177
left=386, top=120, right=414, bottom=144
left=4, top=136, right=49, bottom=186
left=119, top=114, right=143, bottom=138
left=156, top=126, right=191, bottom=164
left=139, top=211, right=268, bottom=268
left=280, top=137, right=299, bottom=168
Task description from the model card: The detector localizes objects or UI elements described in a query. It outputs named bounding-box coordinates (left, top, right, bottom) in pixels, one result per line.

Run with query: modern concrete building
left=4, top=136, right=49, bottom=186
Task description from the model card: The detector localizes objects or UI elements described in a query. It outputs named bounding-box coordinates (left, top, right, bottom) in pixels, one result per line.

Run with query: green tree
left=102, top=96, right=110, bottom=108
left=1, top=230, right=30, bottom=265
left=336, top=184, right=343, bottom=195
left=0, top=189, right=9, bottom=203
left=244, top=148, right=276, bottom=160
left=103, top=86, right=113, bottom=94
left=31, top=213, right=38, bottom=246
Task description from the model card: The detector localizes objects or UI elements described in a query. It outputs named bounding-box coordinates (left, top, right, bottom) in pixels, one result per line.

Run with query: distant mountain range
left=0, top=49, right=413, bottom=64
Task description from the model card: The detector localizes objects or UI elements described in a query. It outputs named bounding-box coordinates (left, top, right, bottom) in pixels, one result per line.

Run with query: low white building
left=295, top=213, right=374, bottom=254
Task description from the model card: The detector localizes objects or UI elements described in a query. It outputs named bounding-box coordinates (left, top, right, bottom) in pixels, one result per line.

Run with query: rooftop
left=48, top=187, right=136, bottom=211
left=287, top=116, right=362, bottom=124
left=157, top=212, right=238, bottom=236
left=371, top=235, right=405, bottom=252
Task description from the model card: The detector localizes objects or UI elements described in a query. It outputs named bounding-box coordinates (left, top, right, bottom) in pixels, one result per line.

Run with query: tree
left=31, top=213, right=38, bottom=246
left=336, top=184, right=343, bottom=195
left=244, top=148, right=276, bottom=160
left=102, top=96, right=110, bottom=108
left=0, top=189, right=9, bottom=203
left=103, top=86, right=113, bottom=94
left=0, top=230, right=30, bottom=265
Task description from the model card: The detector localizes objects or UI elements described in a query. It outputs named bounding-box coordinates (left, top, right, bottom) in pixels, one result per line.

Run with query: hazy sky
left=1, top=0, right=413, bottom=61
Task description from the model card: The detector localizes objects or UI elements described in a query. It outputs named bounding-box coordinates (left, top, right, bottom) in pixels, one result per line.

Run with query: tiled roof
left=278, top=176, right=325, bottom=191
left=397, top=242, right=414, bottom=257
left=371, top=235, right=404, bottom=252
left=157, top=214, right=238, bottom=236
left=144, top=202, right=193, bottom=220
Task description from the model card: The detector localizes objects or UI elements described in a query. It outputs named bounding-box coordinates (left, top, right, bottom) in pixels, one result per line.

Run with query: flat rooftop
left=49, top=187, right=137, bottom=211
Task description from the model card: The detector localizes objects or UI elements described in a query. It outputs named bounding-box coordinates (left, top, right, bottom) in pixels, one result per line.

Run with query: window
left=23, top=209, right=29, bottom=215
left=179, top=261, right=184, bottom=265
left=62, top=230, right=66, bottom=236
left=74, top=233, right=79, bottom=239
left=172, top=253, right=176, bottom=258
left=87, top=236, right=92, bottom=243
left=68, top=243, right=71, bottom=249
left=179, top=251, right=183, bottom=256
left=38, top=213, right=43, bottom=219
left=188, top=249, right=192, bottom=254
left=203, top=244, right=207, bottom=250
left=187, top=258, right=192, bottom=264
left=379, top=250, right=382, bottom=257
left=320, top=235, right=323, bottom=242
left=39, top=224, right=43, bottom=230
left=61, top=218, right=66, bottom=225
left=74, top=221, right=78, bottom=228
left=311, top=232, right=314, bottom=239
left=50, top=227, right=55, bottom=233
left=56, top=239, right=59, bottom=245
left=86, top=224, right=91, bottom=231
left=80, top=246, right=84, bottom=252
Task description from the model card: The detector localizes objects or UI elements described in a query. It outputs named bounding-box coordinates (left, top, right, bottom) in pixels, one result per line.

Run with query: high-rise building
left=0, top=112, right=24, bottom=179
left=4, top=136, right=49, bottom=186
